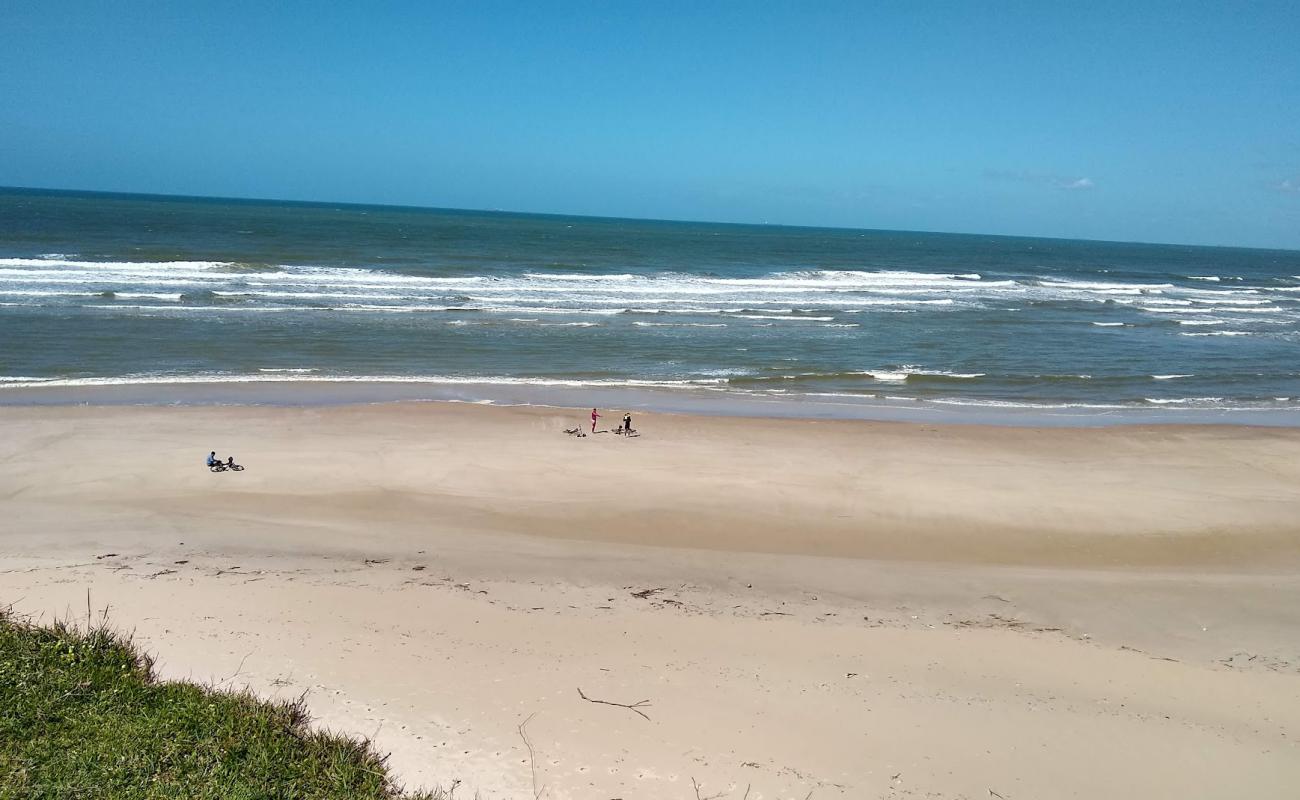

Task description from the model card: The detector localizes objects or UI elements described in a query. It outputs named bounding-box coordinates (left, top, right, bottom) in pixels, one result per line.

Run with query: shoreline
left=4, top=378, right=1300, bottom=427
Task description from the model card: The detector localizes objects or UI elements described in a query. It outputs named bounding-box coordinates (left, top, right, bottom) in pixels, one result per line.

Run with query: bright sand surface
left=2, top=401, right=1300, bottom=799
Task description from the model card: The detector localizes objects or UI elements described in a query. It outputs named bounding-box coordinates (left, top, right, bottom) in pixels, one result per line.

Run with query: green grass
left=0, top=610, right=440, bottom=799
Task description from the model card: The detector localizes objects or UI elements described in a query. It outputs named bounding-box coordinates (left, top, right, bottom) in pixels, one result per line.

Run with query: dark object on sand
left=563, top=427, right=587, bottom=438
left=210, top=457, right=245, bottom=473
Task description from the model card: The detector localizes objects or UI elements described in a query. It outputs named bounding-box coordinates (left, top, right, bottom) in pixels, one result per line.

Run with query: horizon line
left=2, top=183, right=1296, bottom=255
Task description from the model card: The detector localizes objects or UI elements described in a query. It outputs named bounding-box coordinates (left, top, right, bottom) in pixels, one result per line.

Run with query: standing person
left=623, top=412, right=632, bottom=434
left=591, top=408, right=601, bottom=433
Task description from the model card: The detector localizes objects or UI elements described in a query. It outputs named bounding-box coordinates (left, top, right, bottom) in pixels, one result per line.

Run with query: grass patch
left=0, top=609, right=440, bottom=799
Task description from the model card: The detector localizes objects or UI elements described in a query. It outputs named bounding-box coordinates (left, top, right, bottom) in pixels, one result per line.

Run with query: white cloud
left=1277, top=178, right=1300, bottom=192
left=984, top=169, right=1095, bottom=191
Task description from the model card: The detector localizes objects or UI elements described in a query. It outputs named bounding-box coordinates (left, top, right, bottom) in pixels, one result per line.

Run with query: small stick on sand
left=690, top=776, right=726, bottom=800
left=691, top=780, right=733, bottom=796
left=577, top=687, right=652, bottom=721
left=518, top=713, right=543, bottom=799
left=219, top=649, right=255, bottom=687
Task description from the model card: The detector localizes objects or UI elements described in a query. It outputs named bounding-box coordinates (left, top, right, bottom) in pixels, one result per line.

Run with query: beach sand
left=2, top=401, right=1299, bottom=798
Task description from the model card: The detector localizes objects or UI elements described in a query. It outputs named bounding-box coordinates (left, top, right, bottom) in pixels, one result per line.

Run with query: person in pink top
left=591, top=408, right=601, bottom=433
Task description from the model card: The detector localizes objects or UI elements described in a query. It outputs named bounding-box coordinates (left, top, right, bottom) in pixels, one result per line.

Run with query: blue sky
left=2, top=1, right=1298, bottom=248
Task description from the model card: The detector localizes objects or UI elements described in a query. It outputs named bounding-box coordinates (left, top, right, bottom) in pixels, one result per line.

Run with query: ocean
left=2, top=187, right=1299, bottom=423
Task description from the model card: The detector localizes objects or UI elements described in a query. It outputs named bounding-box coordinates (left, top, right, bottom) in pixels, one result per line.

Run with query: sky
left=2, top=1, right=1298, bottom=249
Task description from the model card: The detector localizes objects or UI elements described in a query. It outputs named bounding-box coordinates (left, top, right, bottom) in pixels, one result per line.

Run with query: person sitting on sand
left=206, top=451, right=220, bottom=468
left=226, top=455, right=240, bottom=470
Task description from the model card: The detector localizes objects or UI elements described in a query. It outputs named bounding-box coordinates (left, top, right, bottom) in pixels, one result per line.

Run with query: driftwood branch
left=690, top=776, right=726, bottom=800
left=576, top=687, right=652, bottom=721
left=218, top=649, right=254, bottom=687
left=518, top=713, right=543, bottom=799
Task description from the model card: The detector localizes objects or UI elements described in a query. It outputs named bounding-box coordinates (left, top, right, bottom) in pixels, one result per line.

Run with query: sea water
left=2, top=188, right=1298, bottom=423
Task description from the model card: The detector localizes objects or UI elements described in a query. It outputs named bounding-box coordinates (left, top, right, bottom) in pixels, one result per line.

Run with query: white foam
left=837, top=298, right=957, bottom=306
left=333, top=304, right=468, bottom=313
left=0, top=372, right=732, bottom=391
left=631, top=321, right=727, bottom=328
left=523, top=273, right=639, bottom=281
left=0, top=272, right=212, bottom=286
left=1187, top=298, right=1271, bottom=306
left=0, top=289, right=89, bottom=297
left=1, top=257, right=1295, bottom=337
left=1041, top=280, right=1174, bottom=291
left=1152, top=374, right=1192, bottom=380
left=1186, top=307, right=1281, bottom=314
left=926, top=397, right=1131, bottom=410
left=116, top=292, right=184, bottom=301
left=913, top=370, right=986, bottom=379
left=729, top=314, right=835, bottom=321
left=1091, top=322, right=1127, bottom=327
left=799, top=391, right=880, bottom=399
left=1179, top=331, right=1253, bottom=337
left=856, top=367, right=985, bottom=380
left=0, top=257, right=234, bottom=271
left=81, top=304, right=297, bottom=313
left=214, top=290, right=414, bottom=300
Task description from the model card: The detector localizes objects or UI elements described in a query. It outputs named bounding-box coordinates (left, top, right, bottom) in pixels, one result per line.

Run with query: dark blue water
left=2, top=188, right=1298, bottom=419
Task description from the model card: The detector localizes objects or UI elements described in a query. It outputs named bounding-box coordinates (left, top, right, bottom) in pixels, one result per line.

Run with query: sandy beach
left=2, top=400, right=1299, bottom=798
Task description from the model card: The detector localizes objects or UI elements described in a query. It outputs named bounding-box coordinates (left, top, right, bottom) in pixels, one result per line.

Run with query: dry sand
left=2, top=401, right=1299, bottom=798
